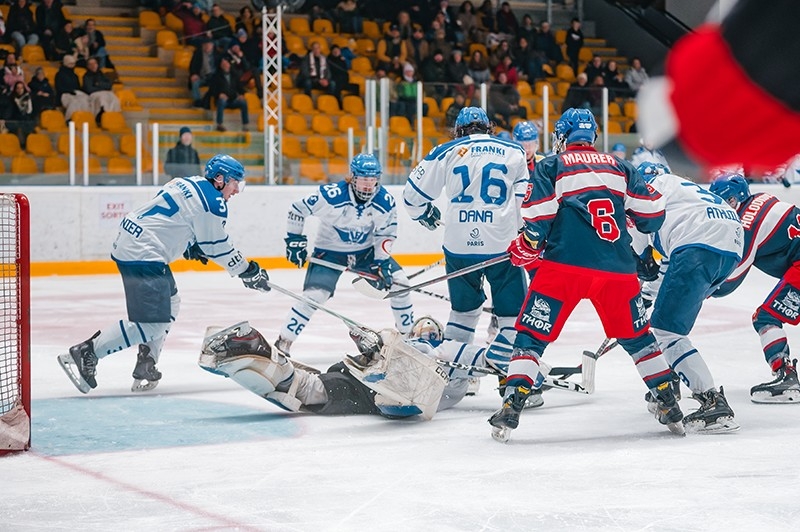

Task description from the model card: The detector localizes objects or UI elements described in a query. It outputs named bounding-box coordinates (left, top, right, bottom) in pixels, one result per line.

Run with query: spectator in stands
left=467, top=48, right=491, bottom=85
left=55, top=54, right=90, bottom=119
left=82, top=57, right=121, bottom=123
left=489, top=71, right=525, bottom=130
left=28, top=67, right=56, bottom=119
left=477, top=0, right=496, bottom=34
left=189, top=37, right=217, bottom=108
left=376, top=24, right=407, bottom=74
left=73, top=30, right=93, bottom=68
left=8, top=80, right=33, bottom=148
left=458, top=1, right=481, bottom=45
left=426, top=19, right=452, bottom=60
left=235, top=27, right=259, bottom=69
left=3, top=53, right=26, bottom=93
left=37, top=0, right=67, bottom=61
left=514, top=36, right=542, bottom=81
left=328, top=44, right=358, bottom=98
left=494, top=55, right=518, bottom=86
left=434, top=0, right=461, bottom=43
left=7, top=0, right=38, bottom=55
left=535, top=20, right=564, bottom=70
left=624, top=56, right=649, bottom=94
left=517, top=14, right=536, bottom=45
left=489, top=39, right=512, bottom=70
left=85, top=18, right=114, bottom=70
left=206, top=3, right=234, bottom=49
left=165, top=126, right=201, bottom=178
left=0, top=12, right=7, bottom=46
left=561, top=71, right=590, bottom=113
left=296, top=41, right=336, bottom=98
left=446, top=48, right=473, bottom=99
left=565, top=18, right=584, bottom=76
left=173, top=2, right=208, bottom=48
left=53, top=20, right=78, bottom=61
left=583, top=55, right=604, bottom=84
left=208, top=56, right=249, bottom=132
left=587, top=74, right=605, bottom=115
left=235, top=5, right=258, bottom=37
left=336, top=0, right=362, bottom=34
left=395, top=10, right=414, bottom=41
left=605, top=60, right=632, bottom=99
left=406, top=0, right=428, bottom=27
left=496, top=2, right=519, bottom=38
left=406, top=25, right=429, bottom=69
left=421, top=48, right=448, bottom=102
left=391, top=62, right=426, bottom=125
left=445, top=92, right=466, bottom=128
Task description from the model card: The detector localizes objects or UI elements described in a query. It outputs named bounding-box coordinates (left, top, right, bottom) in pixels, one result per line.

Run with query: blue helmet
left=496, top=130, right=512, bottom=141
left=454, top=106, right=491, bottom=137
left=512, top=121, right=539, bottom=143
left=709, top=173, right=750, bottom=205
left=612, top=142, right=626, bottom=155
left=552, top=108, right=597, bottom=153
left=205, top=154, right=244, bottom=183
left=349, top=153, right=381, bottom=201
left=636, top=162, right=671, bottom=183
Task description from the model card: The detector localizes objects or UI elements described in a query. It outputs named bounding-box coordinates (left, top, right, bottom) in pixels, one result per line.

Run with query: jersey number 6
left=587, top=198, right=621, bottom=242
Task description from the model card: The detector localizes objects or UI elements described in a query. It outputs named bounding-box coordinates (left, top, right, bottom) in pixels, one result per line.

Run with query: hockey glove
left=182, top=242, right=208, bottom=265
left=284, top=233, right=308, bottom=268
left=416, top=203, right=441, bottom=231
left=368, top=259, right=394, bottom=291
left=239, top=260, right=271, bottom=292
left=507, top=233, right=541, bottom=268
left=635, top=245, right=660, bottom=282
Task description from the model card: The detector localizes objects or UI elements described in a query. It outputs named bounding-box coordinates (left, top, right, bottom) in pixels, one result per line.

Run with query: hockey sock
left=652, top=327, right=715, bottom=395
left=278, top=287, right=331, bottom=342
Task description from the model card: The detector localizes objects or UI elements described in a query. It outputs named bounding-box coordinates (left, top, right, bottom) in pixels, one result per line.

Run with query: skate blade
left=750, top=390, right=800, bottom=404
left=491, top=425, right=511, bottom=443
left=684, top=417, right=740, bottom=434
left=666, top=421, right=686, bottom=436
left=57, top=353, right=93, bottom=394
left=646, top=401, right=658, bottom=415
left=131, top=378, right=160, bottom=393
left=524, top=395, right=544, bottom=409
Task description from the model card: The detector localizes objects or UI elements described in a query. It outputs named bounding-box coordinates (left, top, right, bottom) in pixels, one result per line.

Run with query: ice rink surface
left=2, top=266, right=800, bottom=531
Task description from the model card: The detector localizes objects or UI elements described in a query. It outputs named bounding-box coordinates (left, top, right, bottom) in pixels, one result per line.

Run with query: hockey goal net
left=0, top=193, right=30, bottom=455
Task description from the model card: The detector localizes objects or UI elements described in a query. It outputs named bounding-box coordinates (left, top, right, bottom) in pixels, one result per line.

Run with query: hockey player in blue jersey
left=634, top=162, right=743, bottom=433
left=512, top=120, right=543, bottom=178
left=402, top=107, right=529, bottom=345
left=57, top=154, right=271, bottom=394
left=276, top=153, right=414, bottom=353
left=710, top=173, right=800, bottom=403
left=489, top=108, right=684, bottom=442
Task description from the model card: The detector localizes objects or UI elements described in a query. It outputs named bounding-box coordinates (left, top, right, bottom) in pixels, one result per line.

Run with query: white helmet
left=409, top=316, right=444, bottom=342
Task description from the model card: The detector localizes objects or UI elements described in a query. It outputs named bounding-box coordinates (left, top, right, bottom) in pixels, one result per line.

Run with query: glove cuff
left=239, top=260, right=259, bottom=278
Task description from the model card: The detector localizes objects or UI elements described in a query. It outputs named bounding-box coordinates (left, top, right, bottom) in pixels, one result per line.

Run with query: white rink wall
left=6, top=182, right=797, bottom=263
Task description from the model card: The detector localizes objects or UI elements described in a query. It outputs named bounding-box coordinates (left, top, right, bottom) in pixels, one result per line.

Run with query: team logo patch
left=523, top=182, right=533, bottom=203
left=770, top=285, right=800, bottom=322
left=630, top=295, right=649, bottom=332
left=307, top=194, right=319, bottom=206
left=457, top=147, right=469, bottom=157
left=518, top=293, right=561, bottom=336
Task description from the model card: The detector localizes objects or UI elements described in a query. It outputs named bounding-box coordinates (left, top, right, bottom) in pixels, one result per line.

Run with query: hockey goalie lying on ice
left=197, top=317, right=524, bottom=420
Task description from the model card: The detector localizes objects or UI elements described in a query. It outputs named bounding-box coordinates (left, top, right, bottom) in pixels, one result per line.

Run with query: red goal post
left=0, top=193, right=30, bottom=455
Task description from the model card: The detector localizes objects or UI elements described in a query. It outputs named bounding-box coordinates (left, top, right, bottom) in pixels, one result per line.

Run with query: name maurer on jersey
left=561, top=152, right=617, bottom=165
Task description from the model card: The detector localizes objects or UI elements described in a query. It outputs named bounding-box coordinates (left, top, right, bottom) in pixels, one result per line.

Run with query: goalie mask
left=349, top=153, right=382, bottom=202
left=409, top=316, right=444, bottom=343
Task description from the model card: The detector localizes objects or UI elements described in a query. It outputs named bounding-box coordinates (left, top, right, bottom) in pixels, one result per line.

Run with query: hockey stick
left=308, top=256, right=381, bottom=281
left=436, top=359, right=591, bottom=394
left=407, top=258, right=446, bottom=280
left=267, top=281, right=371, bottom=334
left=548, top=338, right=617, bottom=378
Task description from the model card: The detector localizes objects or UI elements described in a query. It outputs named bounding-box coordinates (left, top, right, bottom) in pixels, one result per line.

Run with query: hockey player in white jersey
left=57, top=154, right=271, bottom=394
left=633, top=162, right=744, bottom=432
left=199, top=316, right=523, bottom=419
left=630, top=139, right=670, bottom=169
left=275, top=153, right=414, bottom=353
left=403, top=107, right=529, bottom=344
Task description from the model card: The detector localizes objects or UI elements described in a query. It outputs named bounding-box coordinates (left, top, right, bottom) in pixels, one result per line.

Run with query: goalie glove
left=239, top=260, right=271, bottom=292
left=367, top=259, right=394, bottom=291
left=346, top=326, right=384, bottom=368
left=416, top=203, right=441, bottom=231
left=284, top=233, right=308, bottom=268
left=634, top=245, right=660, bottom=282
left=507, top=233, right=541, bottom=268
left=183, top=242, right=208, bottom=265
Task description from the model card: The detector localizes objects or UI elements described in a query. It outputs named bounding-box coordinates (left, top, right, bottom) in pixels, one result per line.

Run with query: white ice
left=2, top=267, right=800, bottom=531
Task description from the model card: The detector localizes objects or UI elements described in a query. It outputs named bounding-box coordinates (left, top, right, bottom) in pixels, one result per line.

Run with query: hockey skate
left=488, top=386, right=532, bottom=443
left=57, top=332, right=100, bottom=394
left=645, top=372, right=682, bottom=414
left=683, top=387, right=740, bottom=434
left=750, top=358, right=800, bottom=404
left=131, top=345, right=162, bottom=392
left=651, top=381, right=686, bottom=436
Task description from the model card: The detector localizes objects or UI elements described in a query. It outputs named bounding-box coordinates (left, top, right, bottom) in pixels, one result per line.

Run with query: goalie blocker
left=199, top=323, right=448, bottom=419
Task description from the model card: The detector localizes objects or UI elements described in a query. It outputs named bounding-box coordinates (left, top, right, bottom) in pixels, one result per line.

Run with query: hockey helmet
left=709, top=173, right=751, bottom=207
left=552, top=108, right=597, bottom=154
left=349, top=153, right=382, bottom=202
left=636, top=162, right=671, bottom=183
left=409, top=316, right=444, bottom=342
left=205, top=154, right=245, bottom=184
left=611, top=142, right=626, bottom=157
left=512, top=121, right=539, bottom=143
left=454, top=106, right=492, bottom=137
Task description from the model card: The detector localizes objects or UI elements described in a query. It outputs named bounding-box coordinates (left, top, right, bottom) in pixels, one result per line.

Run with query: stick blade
left=352, top=277, right=389, bottom=299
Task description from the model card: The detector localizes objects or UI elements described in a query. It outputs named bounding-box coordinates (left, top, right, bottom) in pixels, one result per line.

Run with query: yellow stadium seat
left=244, top=92, right=262, bottom=114
left=156, top=30, right=182, bottom=50
left=355, top=38, right=376, bottom=56
left=605, top=120, right=623, bottom=134
left=57, top=134, right=83, bottom=155
left=284, top=34, right=306, bottom=56
left=337, top=115, right=364, bottom=136
left=313, top=18, right=335, bottom=35
left=108, top=157, right=134, bottom=174
left=555, top=29, right=567, bottom=45
left=342, top=95, right=365, bottom=116
left=350, top=57, right=373, bottom=75
left=164, top=12, right=184, bottom=34
left=290, top=93, right=315, bottom=114
left=70, top=110, right=99, bottom=133
left=535, top=99, right=557, bottom=116
left=76, top=156, right=103, bottom=173
left=307, top=36, right=330, bottom=55
left=0, top=133, right=21, bottom=157
left=316, top=94, right=343, bottom=115
left=257, top=113, right=278, bottom=133
left=387, top=137, right=408, bottom=165
left=331, top=36, right=352, bottom=49
left=327, top=157, right=349, bottom=177
left=556, top=81, right=571, bottom=98
left=517, top=80, right=533, bottom=98
left=608, top=102, right=622, bottom=117
left=100, top=111, right=130, bottom=133
left=624, top=101, right=638, bottom=120
left=44, top=156, right=69, bottom=173
left=282, top=137, right=306, bottom=158
left=306, top=136, right=331, bottom=159
left=468, top=43, right=488, bottom=57
left=173, top=48, right=193, bottom=70
left=25, top=133, right=55, bottom=157
left=117, top=89, right=144, bottom=111
left=311, top=114, right=335, bottom=135
left=284, top=113, right=310, bottom=135
left=362, top=20, right=381, bottom=40
left=119, top=134, right=138, bottom=157
left=90, top=134, right=118, bottom=157
left=439, top=97, right=455, bottom=117
left=11, top=154, right=38, bottom=173
left=423, top=97, right=441, bottom=118
left=0, top=44, right=15, bottom=55
left=578, top=48, right=594, bottom=64
left=332, top=137, right=352, bottom=158
left=556, top=64, right=576, bottom=82
left=421, top=117, right=438, bottom=136
left=139, top=11, right=163, bottom=29
left=40, top=109, right=68, bottom=133
left=299, top=158, right=327, bottom=182
left=21, top=44, right=45, bottom=63
left=289, top=18, right=311, bottom=36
